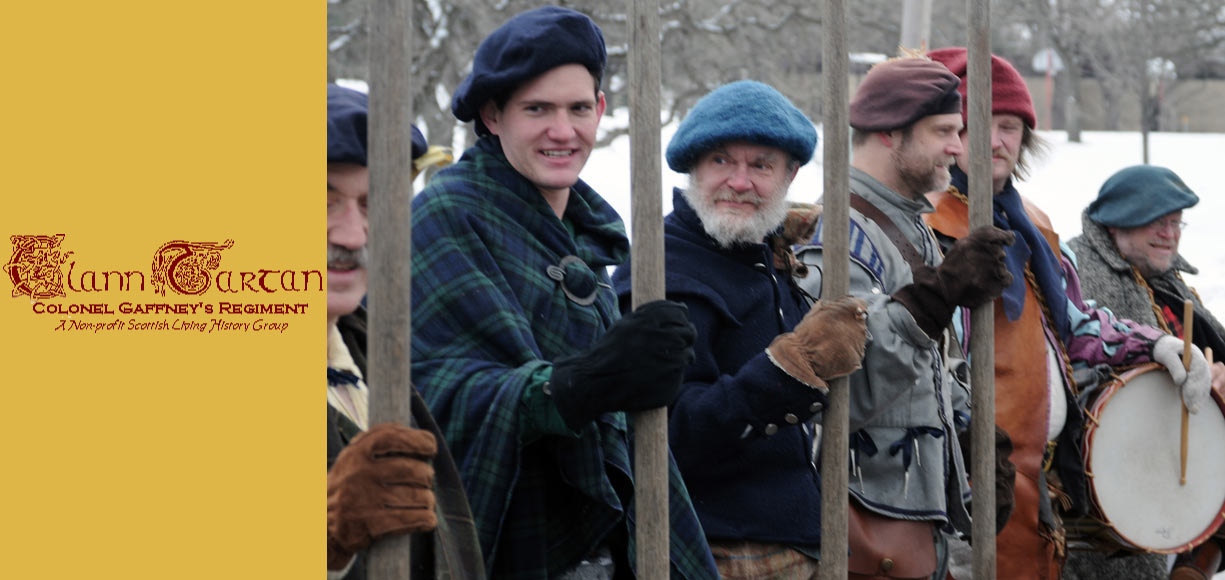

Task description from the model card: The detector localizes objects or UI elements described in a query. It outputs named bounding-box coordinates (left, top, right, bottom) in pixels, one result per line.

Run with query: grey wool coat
left=1067, top=210, right=1225, bottom=344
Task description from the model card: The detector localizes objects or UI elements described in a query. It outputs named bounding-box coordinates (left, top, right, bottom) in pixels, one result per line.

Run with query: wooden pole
left=899, top=0, right=934, bottom=51
left=366, top=0, right=414, bottom=576
left=627, top=0, right=668, bottom=577
left=967, top=1, right=997, bottom=577
left=817, top=0, right=850, bottom=577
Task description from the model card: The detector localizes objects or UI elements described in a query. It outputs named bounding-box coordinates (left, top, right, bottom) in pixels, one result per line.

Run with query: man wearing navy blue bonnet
left=612, top=79, right=870, bottom=578
left=1068, top=165, right=1225, bottom=580
left=409, top=6, right=717, bottom=579
left=325, top=83, right=483, bottom=580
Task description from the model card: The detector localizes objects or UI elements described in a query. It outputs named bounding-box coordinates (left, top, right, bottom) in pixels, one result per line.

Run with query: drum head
left=1088, top=367, right=1225, bottom=552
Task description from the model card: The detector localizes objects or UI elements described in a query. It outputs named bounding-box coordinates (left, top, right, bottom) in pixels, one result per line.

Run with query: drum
left=1081, top=363, right=1225, bottom=553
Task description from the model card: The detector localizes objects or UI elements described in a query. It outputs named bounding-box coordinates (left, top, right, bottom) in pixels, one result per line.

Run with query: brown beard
left=892, top=137, right=950, bottom=199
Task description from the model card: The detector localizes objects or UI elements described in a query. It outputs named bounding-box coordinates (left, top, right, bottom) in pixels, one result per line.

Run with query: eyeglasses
left=1145, top=217, right=1187, bottom=233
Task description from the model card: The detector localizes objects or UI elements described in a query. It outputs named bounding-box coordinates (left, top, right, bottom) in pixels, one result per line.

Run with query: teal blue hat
left=666, top=80, right=817, bottom=172
left=1088, top=165, right=1198, bottom=228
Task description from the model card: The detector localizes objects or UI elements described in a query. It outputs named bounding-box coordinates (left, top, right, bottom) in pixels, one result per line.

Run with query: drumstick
left=1180, top=299, right=1193, bottom=485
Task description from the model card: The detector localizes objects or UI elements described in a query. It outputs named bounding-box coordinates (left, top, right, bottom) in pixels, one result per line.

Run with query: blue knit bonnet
left=665, top=80, right=817, bottom=173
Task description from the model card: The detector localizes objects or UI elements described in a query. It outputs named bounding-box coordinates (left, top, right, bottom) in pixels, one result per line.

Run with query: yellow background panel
left=2, top=2, right=320, bottom=577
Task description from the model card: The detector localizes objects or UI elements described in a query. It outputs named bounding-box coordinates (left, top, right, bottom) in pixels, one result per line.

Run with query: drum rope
left=1022, top=264, right=1078, bottom=558
left=1023, top=266, right=1079, bottom=398
left=1128, top=264, right=1205, bottom=337
left=1130, top=265, right=1175, bottom=335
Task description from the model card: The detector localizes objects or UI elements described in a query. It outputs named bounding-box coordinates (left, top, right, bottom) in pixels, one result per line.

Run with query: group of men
left=325, top=5, right=1223, bottom=580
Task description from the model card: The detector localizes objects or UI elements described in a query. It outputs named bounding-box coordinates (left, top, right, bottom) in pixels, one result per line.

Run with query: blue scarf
left=950, top=167, right=1068, bottom=341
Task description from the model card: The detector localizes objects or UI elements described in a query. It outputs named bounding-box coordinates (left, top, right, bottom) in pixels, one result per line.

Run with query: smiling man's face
left=479, top=63, right=605, bottom=201
left=326, top=162, right=369, bottom=326
left=1110, top=211, right=1183, bottom=278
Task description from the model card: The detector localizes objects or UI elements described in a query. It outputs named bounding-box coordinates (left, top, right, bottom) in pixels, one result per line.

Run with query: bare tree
left=1093, top=0, right=1225, bottom=160
left=329, top=0, right=1225, bottom=158
left=1017, top=0, right=1225, bottom=148
left=329, top=0, right=530, bottom=153
left=330, top=0, right=842, bottom=151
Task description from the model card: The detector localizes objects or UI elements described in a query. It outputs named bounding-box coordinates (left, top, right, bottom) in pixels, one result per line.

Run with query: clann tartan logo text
left=6, top=234, right=323, bottom=300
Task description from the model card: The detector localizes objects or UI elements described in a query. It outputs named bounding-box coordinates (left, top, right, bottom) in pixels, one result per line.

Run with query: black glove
left=958, top=424, right=1017, bottom=535
left=549, top=300, right=697, bottom=430
left=893, top=225, right=1014, bottom=338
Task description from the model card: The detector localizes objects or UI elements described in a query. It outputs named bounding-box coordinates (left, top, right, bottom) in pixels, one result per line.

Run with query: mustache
left=327, top=244, right=368, bottom=270
left=712, top=190, right=764, bottom=206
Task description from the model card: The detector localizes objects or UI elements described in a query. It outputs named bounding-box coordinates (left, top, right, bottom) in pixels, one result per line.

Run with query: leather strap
left=849, top=193, right=954, bottom=370
left=849, top=193, right=926, bottom=272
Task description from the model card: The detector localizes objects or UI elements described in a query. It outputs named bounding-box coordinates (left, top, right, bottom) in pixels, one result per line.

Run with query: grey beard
left=683, top=179, right=791, bottom=249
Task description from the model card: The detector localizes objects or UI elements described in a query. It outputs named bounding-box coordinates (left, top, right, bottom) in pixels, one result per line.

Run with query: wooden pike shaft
left=627, top=0, right=668, bottom=576
left=366, top=0, right=414, bottom=575
left=967, top=0, right=997, bottom=576
left=817, top=0, right=850, bottom=576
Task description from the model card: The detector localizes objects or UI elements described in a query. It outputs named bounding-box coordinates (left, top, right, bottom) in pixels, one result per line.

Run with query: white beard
left=683, top=177, right=791, bottom=248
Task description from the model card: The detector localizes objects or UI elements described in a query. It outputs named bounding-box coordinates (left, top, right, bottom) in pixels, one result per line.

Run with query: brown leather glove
left=766, top=295, right=869, bottom=389
left=958, top=424, right=1017, bottom=535
left=781, top=202, right=821, bottom=246
left=892, top=225, right=1014, bottom=339
left=772, top=202, right=822, bottom=276
left=327, top=423, right=438, bottom=570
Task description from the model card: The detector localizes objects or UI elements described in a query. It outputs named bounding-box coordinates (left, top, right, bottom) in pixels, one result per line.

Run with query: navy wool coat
left=613, top=190, right=829, bottom=548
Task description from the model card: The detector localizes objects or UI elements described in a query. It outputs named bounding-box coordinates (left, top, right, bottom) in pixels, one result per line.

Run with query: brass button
left=763, top=423, right=779, bottom=435
left=784, top=413, right=799, bottom=424
left=809, top=402, right=823, bottom=413
left=880, top=558, right=894, bottom=571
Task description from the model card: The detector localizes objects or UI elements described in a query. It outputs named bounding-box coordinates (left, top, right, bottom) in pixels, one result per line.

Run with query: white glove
left=1152, top=335, right=1211, bottom=414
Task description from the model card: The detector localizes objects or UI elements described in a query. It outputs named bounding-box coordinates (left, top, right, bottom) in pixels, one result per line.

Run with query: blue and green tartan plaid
left=411, top=137, right=717, bottom=579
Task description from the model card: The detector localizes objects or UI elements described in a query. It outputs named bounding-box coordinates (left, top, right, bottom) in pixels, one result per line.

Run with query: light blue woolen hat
left=1087, top=165, right=1199, bottom=228
left=665, top=80, right=817, bottom=173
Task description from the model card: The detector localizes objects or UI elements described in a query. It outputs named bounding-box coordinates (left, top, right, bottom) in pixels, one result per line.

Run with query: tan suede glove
left=327, top=423, right=438, bottom=570
left=767, top=295, right=869, bottom=389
